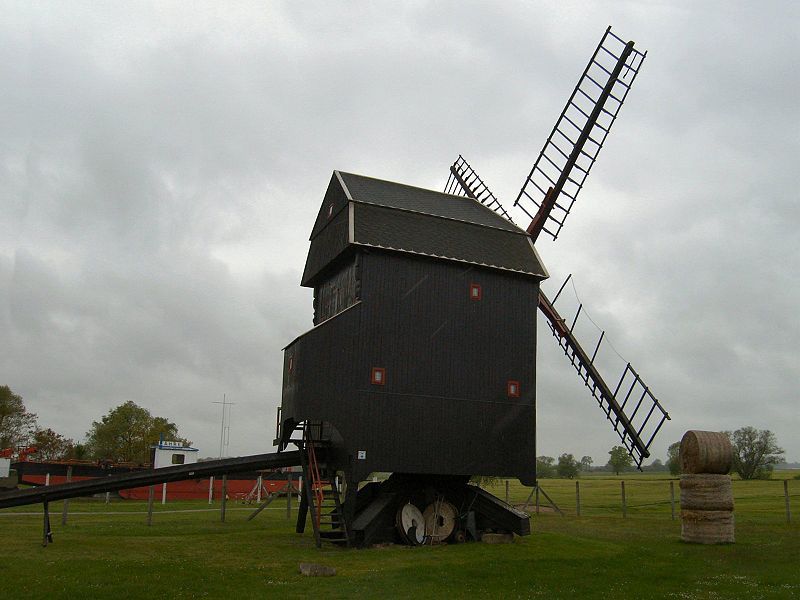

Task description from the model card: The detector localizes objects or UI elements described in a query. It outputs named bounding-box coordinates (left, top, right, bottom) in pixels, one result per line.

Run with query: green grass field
left=1, top=473, right=797, bottom=599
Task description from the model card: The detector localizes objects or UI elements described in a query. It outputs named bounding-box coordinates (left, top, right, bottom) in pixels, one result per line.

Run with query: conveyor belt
left=0, top=450, right=305, bottom=509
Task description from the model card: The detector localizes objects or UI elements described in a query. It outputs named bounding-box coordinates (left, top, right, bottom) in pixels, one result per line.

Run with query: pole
left=575, top=481, right=581, bottom=517
left=220, top=474, right=227, bottom=522
left=45, top=473, right=50, bottom=486
left=286, top=472, right=293, bottom=519
left=208, top=476, right=214, bottom=504
left=505, top=480, right=510, bottom=504
left=42, top=501, right=53, bottom=546
left=219, top=394, right=226, bottom=458
left=535, top=485, right=540, bottom=514
left=621, top=480, right=627, bottom=518
left=146, top=485, right=154, bottom=526
left=105, top=491, right=110, bottom=504
left=670, top=480, right=676, bottom=521
left=785, top=480, right=792, bottom=524
left=246, top=492, right=277, bottom=521
left=161, top=482, right=167, bottom=505
left=61, top=466, right=73, bottom=525
left=257, top=474, right=263, bottom=503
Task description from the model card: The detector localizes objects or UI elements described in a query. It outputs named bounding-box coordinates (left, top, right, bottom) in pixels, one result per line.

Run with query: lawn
left=0, top=474, right=797, bottom=599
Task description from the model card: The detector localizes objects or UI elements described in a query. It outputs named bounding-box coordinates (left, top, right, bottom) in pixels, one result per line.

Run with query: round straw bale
left=680, top=474, right=734, bottom=511
left=680, top=430, right=732, bottom=474
left=680, top=509, right=735, bottom=544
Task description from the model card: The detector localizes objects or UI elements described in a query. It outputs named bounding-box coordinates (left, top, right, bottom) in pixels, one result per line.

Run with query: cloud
left=1, top=2, right=797, bottom=463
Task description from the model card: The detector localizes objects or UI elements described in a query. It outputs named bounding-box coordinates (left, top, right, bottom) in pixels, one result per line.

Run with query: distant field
left=0, top=473, right=797, bottom=599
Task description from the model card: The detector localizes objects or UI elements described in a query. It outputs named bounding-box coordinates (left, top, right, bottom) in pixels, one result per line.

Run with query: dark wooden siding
left=353, top=251, right=538, bottom=483
left=283, top=248, right=540, bottom=485
left=313, top=256, right=360, bottom=325
left=309, top=172, right=350, bottom=239
left=301, top=205, right=350, bottom=287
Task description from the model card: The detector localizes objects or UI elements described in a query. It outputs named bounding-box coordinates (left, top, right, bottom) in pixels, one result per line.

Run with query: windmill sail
left=540, top=276, right=669, bottom=467
left=516, top=27, right=646, bottom=242
left=445, top=155, right=514, bottom=222
left=444, top=28, right=667, bottom=467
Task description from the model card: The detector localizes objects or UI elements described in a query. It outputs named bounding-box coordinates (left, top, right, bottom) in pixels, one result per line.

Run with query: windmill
left=0, top=26, right=671, bottom=551
left=444, top=26, right=669, bottom=470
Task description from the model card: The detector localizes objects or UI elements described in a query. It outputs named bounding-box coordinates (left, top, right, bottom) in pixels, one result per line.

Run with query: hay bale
left=680, top=430, right=732, bottom=474
left=681, top=509, right=735, bottom=544
left=680, top=474, right=734, bottom=511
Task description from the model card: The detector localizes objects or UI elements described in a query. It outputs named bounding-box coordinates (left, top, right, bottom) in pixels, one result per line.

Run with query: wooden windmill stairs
left=445, top=26, right=669, bottom=469
left=292, top=421, right=350, bottom=547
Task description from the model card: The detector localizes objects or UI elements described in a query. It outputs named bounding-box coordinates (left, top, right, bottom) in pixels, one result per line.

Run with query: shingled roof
left=301, top=171, right=548, bottom=286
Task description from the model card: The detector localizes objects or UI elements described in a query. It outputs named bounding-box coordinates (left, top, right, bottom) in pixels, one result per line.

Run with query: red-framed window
left=469, top=283, right=482, bottom=301
left=371, top=367, right=386, bottom=385
left=507, top=380, right=521, bottom=398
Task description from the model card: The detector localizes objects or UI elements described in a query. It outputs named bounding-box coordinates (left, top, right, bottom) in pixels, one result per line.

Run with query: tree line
left=1, top=385, right=188, bottom=465
left=537, top=427, right=785, bottom=481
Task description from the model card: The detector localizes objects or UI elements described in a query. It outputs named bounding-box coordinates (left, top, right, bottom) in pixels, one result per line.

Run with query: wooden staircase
left=295, top=421, right=350, bottom=547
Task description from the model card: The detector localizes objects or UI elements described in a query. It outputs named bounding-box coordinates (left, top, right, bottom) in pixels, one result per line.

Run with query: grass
left=0, top=473, right=798, bottom=599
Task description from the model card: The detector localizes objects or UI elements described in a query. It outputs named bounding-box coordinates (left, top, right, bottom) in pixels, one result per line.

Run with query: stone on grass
left=482, top=533, right=514, bottom=544
left=299, top=563, right=336, bottom=577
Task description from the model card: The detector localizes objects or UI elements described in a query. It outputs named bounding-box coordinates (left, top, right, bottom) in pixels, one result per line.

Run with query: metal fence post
left=621, top=480, right=627, bottom=518
left=670, top=480, right=676, bottom=520
left=287, top=472, right=293, bottom=519
left=221, top=474, right=228, bottom=522
left=61, top=466, right=73, bottom=525
left=146, top=485, right=154, bottom=526
left=785, top=480, right=792, bottom=524
left=208, top=476, right=214, bottom=504
left=575, top=481, right=581, bottom=517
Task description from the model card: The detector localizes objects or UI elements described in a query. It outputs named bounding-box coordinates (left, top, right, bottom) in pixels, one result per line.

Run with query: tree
left=608, top=446, right=633, bottom=475
left=667, top=441, right=681, bottom=476
left=536, top=456, right=556, bottom=478
left=0, top=385, right=37, bottom=448
left=32, top=428, right=74, bottom=461
left=580, top=455, right=593, bottom=472
left=68, top=443, right=88, bottom=461
left=557, top=453, right=580, bottom=479
left=85, top=401, right=189, bottom=464
left=645, top=458, right=666, bottom=472
left=725, top=427, right=784, bottom=480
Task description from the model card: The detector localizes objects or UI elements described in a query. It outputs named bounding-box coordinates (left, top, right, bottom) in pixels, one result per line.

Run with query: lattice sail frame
left=516, top=27, right=646, bottom=242
left=540, top=276, right=670, bottom=468
left=443, top=27, right=667, bottom=469
left=445, top=155, right=514, bottom=222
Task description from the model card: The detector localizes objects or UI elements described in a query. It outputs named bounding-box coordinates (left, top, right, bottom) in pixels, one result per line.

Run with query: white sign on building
left=152, top=442, right=199, bottom=469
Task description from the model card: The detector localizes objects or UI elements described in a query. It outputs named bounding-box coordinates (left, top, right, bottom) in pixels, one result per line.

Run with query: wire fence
left=491, top=477, right=797, bottom=523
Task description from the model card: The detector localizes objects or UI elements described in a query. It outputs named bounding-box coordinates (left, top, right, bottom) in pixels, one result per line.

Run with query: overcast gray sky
left=1, top=2, right=798, bottom=465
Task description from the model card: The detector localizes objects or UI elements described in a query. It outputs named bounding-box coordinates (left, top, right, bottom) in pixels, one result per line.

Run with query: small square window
left=507, top=380, right=521, bottom=398
left=469, top=283, right=482, bottom=301
left=371, top=367, right=386, bottom=385
left=171, top=454, right=185, bottom=465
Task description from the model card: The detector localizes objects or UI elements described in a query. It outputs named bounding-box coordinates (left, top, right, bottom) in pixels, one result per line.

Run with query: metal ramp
left=539, top=277, right=670, bottom=467
left=0, top=450, right=304, bottom=509
left=515, top=26, right=646, bottom=242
